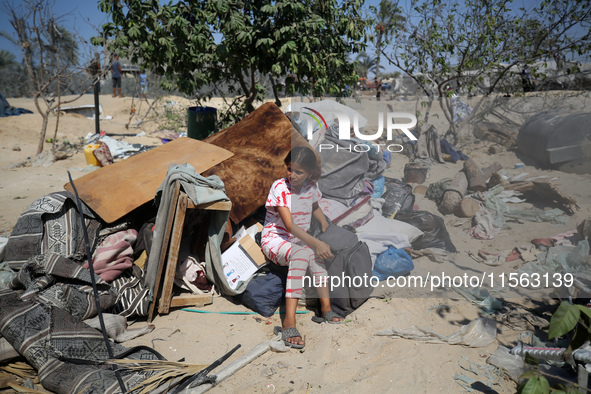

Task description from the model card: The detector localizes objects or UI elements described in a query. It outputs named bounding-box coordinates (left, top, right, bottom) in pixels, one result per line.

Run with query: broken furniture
left=148, top=183, right=231, bottom=322
left=63, top=137, right=234, bottom=320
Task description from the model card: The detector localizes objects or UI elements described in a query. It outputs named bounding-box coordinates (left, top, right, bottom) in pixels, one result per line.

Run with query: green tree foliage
left=43, top=24, right=80, bottom=67
left=381, top=0, right=591, bottom=143
left=95, top=0, right=367, bottom=126
left=0, top=49, right=27, bottom=97
left=0, top=32, right=29, bottom=97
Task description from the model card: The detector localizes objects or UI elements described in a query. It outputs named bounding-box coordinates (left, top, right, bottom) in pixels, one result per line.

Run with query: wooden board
left=147, top=183, right=181, bottom=323
left=170, top=293, right=213, bottom=308
left=64, top=137, right=233, bottom=223
left=158, top=191, right=188, bottom=316
left=150, top=190, right=231, bottom=321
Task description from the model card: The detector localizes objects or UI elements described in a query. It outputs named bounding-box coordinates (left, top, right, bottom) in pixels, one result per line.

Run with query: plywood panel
left=64, top=137, right=233, bottom=223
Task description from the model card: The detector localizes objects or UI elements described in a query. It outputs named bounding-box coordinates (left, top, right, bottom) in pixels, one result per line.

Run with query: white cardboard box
left=221, top=224, right=266, bottom=289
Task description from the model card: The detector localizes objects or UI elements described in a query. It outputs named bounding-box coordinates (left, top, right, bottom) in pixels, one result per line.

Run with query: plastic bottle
left=389, top=202, right=402, bottom=219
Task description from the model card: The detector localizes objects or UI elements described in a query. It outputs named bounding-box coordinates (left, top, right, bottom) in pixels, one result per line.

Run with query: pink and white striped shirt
left=261, top=178, right=322, bottom=263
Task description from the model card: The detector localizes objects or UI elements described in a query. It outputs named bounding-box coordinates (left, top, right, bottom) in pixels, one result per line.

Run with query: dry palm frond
left=7, top=382, right=49, bottom=394
left=0, top=361, right=37, bottom=381
left=104, top=359, right=209, bottom=394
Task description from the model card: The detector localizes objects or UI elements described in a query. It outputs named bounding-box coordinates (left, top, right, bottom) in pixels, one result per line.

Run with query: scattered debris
left=454, top=356, right=503, bottom=392
left=473, top=121, right=517, bottom=147
left=452, top=287, right=503, bottom=316
left=487, top=346, right=525, bottom=382
left=376, top=317, right=497, bottom=348
left=54, top=104, right=104, bottom=119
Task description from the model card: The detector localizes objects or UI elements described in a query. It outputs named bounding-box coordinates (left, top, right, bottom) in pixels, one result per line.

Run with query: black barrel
left=517, top=111, right=591, bottom=168
left=187, top=106, right=217, bottom=140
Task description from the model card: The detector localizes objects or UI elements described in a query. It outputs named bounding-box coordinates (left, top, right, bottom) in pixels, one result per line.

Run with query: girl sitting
left=261, top=146, right=344, bottom=349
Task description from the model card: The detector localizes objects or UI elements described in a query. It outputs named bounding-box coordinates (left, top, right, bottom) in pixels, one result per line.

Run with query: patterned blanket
left=1, top=253, right=158, bottom=393
left=10, top=253, right=117, bottom=320
left=3, top=191, right=101, bottom=270
left=0, top=290, right=157, bottom=394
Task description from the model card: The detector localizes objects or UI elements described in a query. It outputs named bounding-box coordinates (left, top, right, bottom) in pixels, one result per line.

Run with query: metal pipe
left=510, top=343, right=591, bottom=364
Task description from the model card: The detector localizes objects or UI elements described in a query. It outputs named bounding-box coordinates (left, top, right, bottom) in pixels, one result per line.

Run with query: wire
left=67, top=171, right=127, bottom=393
left=59, top=345, right=167, bottom=365
left=181, top=309, right=309, bottom=315
left=171, top=344, right=241, bottom=394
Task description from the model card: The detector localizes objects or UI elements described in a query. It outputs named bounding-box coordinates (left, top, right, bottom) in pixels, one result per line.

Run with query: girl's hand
left=313, top=240, right=333, bottom=260
left=321, top=221, right=330, bottom=233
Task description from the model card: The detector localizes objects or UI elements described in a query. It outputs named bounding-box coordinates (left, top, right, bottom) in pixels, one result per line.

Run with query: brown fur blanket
left=204, top=102, right=316, bottom=223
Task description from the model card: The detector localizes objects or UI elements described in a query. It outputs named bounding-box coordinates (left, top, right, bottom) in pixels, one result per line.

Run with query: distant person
left=111, top=55, right=123, bottom=98
left=521, top=65, right=535, bottom=93
left=376, top=78, right=382, bottom=101
left=552, top=51, right=566, bottom=73
left=139, top=69, right=148, bottom=100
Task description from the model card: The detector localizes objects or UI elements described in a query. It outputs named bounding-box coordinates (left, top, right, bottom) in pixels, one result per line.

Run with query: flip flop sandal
left=311, top=310, right=344, bottom=324
left=274, top=326, right=305, bottom=349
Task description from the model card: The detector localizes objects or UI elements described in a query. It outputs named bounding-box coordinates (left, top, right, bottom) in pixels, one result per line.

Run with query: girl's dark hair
left=284, top=146, right=321, bottom=181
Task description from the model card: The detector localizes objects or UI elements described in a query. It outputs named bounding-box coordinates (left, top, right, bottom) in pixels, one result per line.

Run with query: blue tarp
left=0, top=92, right=33, bottom=118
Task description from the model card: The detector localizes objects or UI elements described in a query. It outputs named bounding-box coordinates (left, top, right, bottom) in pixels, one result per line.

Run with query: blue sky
left=1, top=0, right=586, bottom=76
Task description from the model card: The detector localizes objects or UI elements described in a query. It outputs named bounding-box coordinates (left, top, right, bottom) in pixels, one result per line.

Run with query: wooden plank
left=170, top=293, right=213, bottom=308
left=64, top=137, right=233, bottom=223
left=158, top=191, right=188, bottom=316
left=147, top=182, right=180, bottom=323
left=187, top=200, right=232, bottom=211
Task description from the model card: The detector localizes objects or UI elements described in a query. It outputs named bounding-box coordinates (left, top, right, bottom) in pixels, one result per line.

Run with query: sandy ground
left=1, top=90, right=591, bottom=393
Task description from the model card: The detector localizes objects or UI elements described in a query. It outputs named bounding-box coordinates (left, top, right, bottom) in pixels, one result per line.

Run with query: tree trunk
left=269, top=74, right=281, bottom=108
left=52, top=77, right=62, bottom=151
left=375, top=32, right=383, bottom=84
left=463, top=159, right=502, bottom=192
left=242, top=68, right=257, bottom=113
left=37, top=113, right=49, bottom=155
left=439, top=171, right=468, bottom=215
left=455, top=197, right=480, bottom=218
